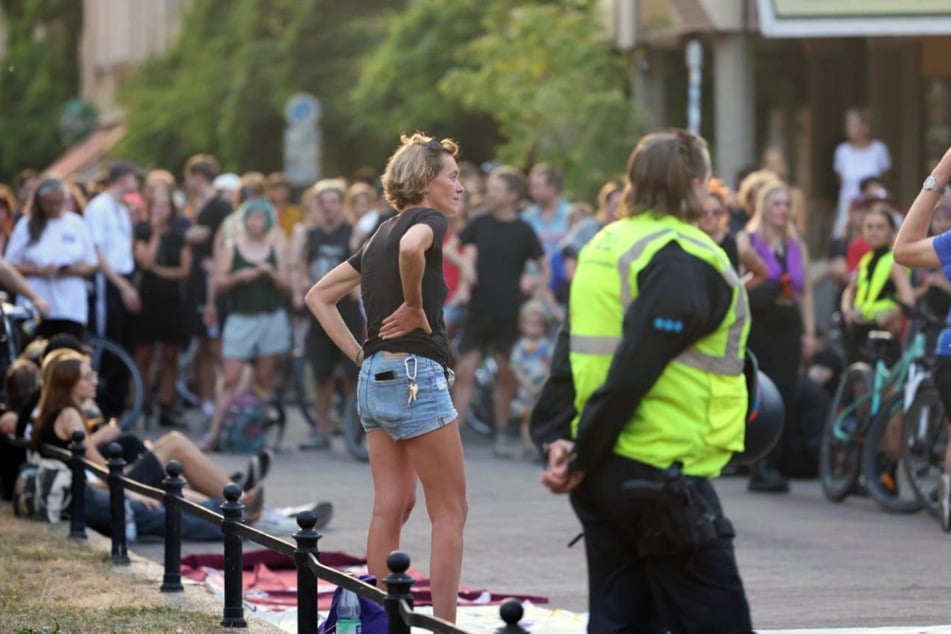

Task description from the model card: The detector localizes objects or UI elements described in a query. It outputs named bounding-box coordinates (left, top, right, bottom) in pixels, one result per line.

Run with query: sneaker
left=493, top=435, right=517, bottom=459
left=299, top=428, right=331, bottom=451
left=939, top=473, right=951, bottom=532
left=239, top=450, right=272, bottom=492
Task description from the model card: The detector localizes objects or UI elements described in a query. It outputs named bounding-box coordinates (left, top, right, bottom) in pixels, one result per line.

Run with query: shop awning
left=756, top=0, right=951, bottom=37
left=45, top=123, right=126, bottom=181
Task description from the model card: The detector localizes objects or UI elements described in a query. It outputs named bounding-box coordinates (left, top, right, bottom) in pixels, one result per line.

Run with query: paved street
left=133, top=411, right=951, bottom=631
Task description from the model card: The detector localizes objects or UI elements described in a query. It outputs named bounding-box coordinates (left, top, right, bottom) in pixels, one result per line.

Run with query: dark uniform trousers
left=569, top=455, right=753, bottom=634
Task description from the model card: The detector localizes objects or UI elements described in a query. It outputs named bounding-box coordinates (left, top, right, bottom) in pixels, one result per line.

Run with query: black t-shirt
left=307, top=222, right=361, bottom=331
left=134, top=221, right=187, bottom=301
left=459, top=214, right=544, bottom=321
left=188, top=195, right=232, bottom=298
left=348, top=207, right=449, bottom=366
left=717, top=232, right=740, bottom=271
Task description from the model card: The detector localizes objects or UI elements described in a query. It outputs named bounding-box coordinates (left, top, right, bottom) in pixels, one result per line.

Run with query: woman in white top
left=6, top=177, right=99, bottom=339
left=833, top=107, right=892, bottom=238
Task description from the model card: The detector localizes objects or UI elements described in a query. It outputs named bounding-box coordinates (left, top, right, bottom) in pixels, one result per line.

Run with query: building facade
left=611, top=0, right=951, bottom=251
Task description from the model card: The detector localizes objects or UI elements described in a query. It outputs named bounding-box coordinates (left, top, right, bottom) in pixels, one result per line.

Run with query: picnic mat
left=181, top=549, right=549, bottom=612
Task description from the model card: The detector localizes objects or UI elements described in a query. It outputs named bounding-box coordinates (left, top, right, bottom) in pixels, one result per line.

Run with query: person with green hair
left=201, top=200, right=292, bottom=451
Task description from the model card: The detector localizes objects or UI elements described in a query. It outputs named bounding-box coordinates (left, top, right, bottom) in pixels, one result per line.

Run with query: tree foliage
left=441, top=0, right=646, bottom=199
left=115, top=0, right=402, bottom=177
left=0, top=0, right=83, bottom=180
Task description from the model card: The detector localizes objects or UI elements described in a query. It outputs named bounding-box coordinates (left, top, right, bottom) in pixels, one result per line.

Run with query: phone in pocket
left=374, top=370, right=396, bottom=381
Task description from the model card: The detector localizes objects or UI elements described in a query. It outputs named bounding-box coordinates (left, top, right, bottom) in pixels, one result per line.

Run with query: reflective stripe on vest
left=572, top=227, right=747, bottom=375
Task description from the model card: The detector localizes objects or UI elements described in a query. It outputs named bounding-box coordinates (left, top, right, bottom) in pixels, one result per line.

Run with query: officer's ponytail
left=621, top=129, right=710, bottom=224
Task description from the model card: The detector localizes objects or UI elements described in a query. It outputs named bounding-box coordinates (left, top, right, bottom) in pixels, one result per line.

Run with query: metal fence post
left=106, top=442, right=129, bottom=565
left=220, top=483, right=247, bottom=628
left=383, top=551, right=413, bottom=634
left=160, top=460, right=184, bottom=593
left=68, top=430, right=86, bottom=540
left=293, top=510, right=321, bottom=634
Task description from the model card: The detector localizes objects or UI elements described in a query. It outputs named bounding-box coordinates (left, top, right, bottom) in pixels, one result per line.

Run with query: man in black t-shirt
left=453, top=166, right=551, bottom=458
left=296, top=183, right=366, bottom=450
left=183, top=154, right=232, bottom=420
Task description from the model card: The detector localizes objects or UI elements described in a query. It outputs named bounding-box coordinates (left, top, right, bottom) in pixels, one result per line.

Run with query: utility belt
left=623, top=462, right=735, bottom=556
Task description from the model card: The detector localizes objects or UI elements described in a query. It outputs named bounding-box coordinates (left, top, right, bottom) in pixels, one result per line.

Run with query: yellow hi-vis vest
left=569, top=213, right=751, bottom=477
left=853, top=250, right=900, bottom=322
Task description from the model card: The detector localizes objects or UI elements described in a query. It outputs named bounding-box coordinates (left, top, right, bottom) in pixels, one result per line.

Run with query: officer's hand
left=540, top=439, right=585, bottom=494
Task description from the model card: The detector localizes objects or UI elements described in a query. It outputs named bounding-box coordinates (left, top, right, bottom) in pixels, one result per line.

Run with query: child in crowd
left=510, top=301, right=554, bottom=461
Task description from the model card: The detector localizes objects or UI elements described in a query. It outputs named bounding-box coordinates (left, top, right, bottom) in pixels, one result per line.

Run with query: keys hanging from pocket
left=404, top=356, right=418, bottom=405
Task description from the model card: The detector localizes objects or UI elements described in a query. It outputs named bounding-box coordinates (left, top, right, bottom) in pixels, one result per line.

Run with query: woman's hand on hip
left=380, top=302, right=432, bottom=339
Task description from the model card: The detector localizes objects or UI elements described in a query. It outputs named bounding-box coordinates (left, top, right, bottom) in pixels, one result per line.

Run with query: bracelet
left=354, top=349, right=364, bottom=365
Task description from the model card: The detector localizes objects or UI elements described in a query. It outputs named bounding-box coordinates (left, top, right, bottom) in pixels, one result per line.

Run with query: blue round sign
left=285, top=93, right=321, bottom=125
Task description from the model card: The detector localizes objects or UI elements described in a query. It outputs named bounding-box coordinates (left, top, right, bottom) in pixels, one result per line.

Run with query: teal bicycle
left=820, top=302, right=943, bottom=512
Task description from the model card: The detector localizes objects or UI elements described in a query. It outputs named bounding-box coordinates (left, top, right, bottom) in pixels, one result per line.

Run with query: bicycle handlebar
left=889, top=297, right=946, bottom=331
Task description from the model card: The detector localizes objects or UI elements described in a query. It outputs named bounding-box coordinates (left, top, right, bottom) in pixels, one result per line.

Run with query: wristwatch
left=923, top=175, right=944, bottom=192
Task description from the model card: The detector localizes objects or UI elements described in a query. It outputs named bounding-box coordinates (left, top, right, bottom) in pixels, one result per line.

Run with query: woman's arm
left=213, top=242, right=257, bottom=292
left=379, top=224, right=435, bottom=339
left=894, top=146, right=951, bottom=268
left=305, top=262, right=363, bottom=362
left=736, top=231, right=768, bottom=289
left=151, top=240, right=193, bottom=281
left=54, top=407, right=106, bottom=467
left=892, top=263, right=917, bottom=309
left=840, top=278, right=857, bottom=323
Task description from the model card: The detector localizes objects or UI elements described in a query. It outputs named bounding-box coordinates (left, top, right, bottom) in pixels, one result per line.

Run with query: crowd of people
left=3, top=105, right=951, bottom=629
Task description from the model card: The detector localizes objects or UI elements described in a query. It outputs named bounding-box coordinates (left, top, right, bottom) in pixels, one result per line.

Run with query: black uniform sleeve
left=573, top=242, right=735, bottom=474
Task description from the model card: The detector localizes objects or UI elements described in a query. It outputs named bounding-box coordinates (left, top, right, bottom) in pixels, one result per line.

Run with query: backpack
left=13, top=458, right=72, bottom=522
left=218, top=392, right=268, bottom=454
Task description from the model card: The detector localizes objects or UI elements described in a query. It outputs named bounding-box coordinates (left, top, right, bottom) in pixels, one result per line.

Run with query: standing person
left=0, top=184, right=17, bottom=254
left=295, top=181, right=364, bottom=450
left=345, top=181, right=380, bottom=252
left=523, top=163, right=571, bottom=257
left=84, top=160, right=142, bottom=421
left=183, top=154, right=232, bottom=424
left=561, top=178, right=624, bottom=281
left=833, top=107, right=892, bottom=238
left=267, top=172, right=303, bottom=239
left=509, top=300, right=553, bottom=460
left=892, top=147, right=951, bottom=529
left=540, top=129, right=752, bottom=633
left=133, top=186, right=192, bottom=429
left=452, top=165, right=555, bottom=458
left=5, top=177, right=86, bottom=333
left=201, top=200, right=291, bottom=451
left=740, top=180, right=816, bottom=492
left=306, top=133, right=466, bottom=623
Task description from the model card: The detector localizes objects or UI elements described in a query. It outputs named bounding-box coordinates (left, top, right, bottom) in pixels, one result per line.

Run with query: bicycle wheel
left=465, top=358, right=497, bottom=438
left=901, top=384, right=947, bottom=519
left=862, top=392, right=923, bottom=513
left=86, top=335, right=145, bottom=431
left=820, top=362, right=872, bottom=502
left=344, top=391, right=368, bottom=462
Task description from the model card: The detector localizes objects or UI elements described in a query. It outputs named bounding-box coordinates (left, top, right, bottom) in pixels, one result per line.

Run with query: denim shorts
left=356, top=352, right=458, bottom=441
left=222, top=309, right=291, bottom=360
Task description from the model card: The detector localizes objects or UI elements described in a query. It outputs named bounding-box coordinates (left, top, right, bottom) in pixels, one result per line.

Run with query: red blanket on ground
left=181, top=550, right=548, bottom=612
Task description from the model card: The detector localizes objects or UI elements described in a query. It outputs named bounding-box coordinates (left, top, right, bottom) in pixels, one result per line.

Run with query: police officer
left=541, top=130, right=754, bottom=633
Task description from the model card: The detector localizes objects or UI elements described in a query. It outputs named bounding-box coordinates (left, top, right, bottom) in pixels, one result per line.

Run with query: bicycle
left=820, top=302, right=941, bottom=510
left=900, top=354, right=949, bottom=520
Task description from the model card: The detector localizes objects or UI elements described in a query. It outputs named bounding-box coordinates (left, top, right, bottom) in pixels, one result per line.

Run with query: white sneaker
left=939, top=473, right=951, bottom=532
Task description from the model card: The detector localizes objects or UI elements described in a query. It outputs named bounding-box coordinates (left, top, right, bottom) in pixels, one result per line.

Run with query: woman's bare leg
left=365, top=430, right=417, bottom=590
left=404, top=421, right=467, bottom=622
left=151, top=431, right=231, bottom=497
left=158, top=343, right=180, bottom=406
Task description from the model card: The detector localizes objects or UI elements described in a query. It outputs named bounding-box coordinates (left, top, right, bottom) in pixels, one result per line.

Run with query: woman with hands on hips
left=306, top=133, right=466, bottom=624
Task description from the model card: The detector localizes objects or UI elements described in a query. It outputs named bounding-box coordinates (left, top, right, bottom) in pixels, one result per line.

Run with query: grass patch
left=0, top=505, right=221, bottom=633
